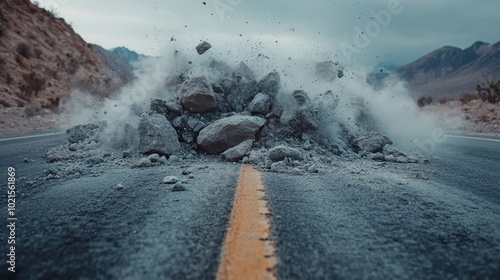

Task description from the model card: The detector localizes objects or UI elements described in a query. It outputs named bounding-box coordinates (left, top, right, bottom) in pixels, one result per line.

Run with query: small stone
left=308, top=164, right=319, bottom=173
left=384, top=155, right=396, bottom=162
left=163, top=176, right=179, bottom=184
left=85, top=156, right=104, bottom=165
left=196, top=41, right=212, bottom=55
left=122, top=150, right=132, bottom=158
left=169, top=155, right=180, bottom=161
left=271, top=161, right=287, bottom=173
left=407, top=156, right=419, bottom=163
left=242, top=156, right=250, bottom=164
left=171, top=182, right=186, bottom=192
left=23, top=158, right=29, bottom=163
left=265, top=160, right=273, bottom=169
left=116, top=183, right=124, bottom=190
left=368, top=152, right=385, bottom=161
left=132, top=158, right=152, bottom=168
left=396, top=156, right=409, bottom=163
left=182, top=170, right=191, bottom=176
left=147, top=153, right=160, bottom=163
left=68, top=143, right=81, bottom=151
left=416, top=173, right=429, bottom=180
left=291, top=168, right=303, bottom=176
left=188, top=174, right=194, bottom=179
left=158, top=156, right=168, bottom=164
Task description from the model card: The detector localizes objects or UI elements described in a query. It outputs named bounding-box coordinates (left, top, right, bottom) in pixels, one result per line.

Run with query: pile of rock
left=44, top=42, right=425, bottom=177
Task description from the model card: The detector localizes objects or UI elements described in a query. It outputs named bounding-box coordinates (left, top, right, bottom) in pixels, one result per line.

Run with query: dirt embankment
left=0, top=0, right=132, bottom=136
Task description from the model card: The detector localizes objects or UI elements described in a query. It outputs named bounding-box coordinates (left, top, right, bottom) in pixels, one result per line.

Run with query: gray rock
left=257, top=71, right=281, bottom=97
left=147, top=153, right=160, bottom=163
left=197, top=115, right=266, bottom=154
left=158, top=156, right=168, bottom=164
left=248, top=149, right=266, bottom=164
left=225, top=79, right=259, bottom=113
left=23, top=158, right=29, bottom=163
left=368, top=152, right=385, bottom=161
left=353, top=132, right=393, bottom=153
left=268, top=145, right=303, bottom=162
left=265, top=160, right=273, bottom=169
left=396, top=156, right=409, bottom=163
left=291, top=168, right=303, bottom=176
left=187, top=117, right=206, bottom=133
left=85, top=156, right=104, bottom=165
left=407, top=156, right=419, bottom=163
left=172, top=182, right=186, bottom=192
left=68, top=143, right=82, bottom=152
left=150, top=98, right=183, bottom=120
left=281, top=90, right=319, bottom=132
left=46, top=146, right=71, bottom=163
left=196, top=41, right=212, bottom=55
left=384, top=155, right=396, bottom=162
left=308, top=164, right=319, bottom=173
left=178, top=76, right=216, bottom=113
left=138, top=113, right=181, bottom=156
left=163, top=176, right=179, bottom=184
left=383, top=145, right=406, bottom=157
left=66, top=123, right=100, bottom=144
left=221, top=140, right=253, bottom=162
left=241, top=156, right=250, bottom=164
left=248, top=93, right=272, bottom=114
left=116, top=183, right=124, bottom=190
left=172, top=115, right=187, bottom=129
left=122, top=150, right=132, bottom=158
left=169, top=155, right=180, bottom=162
left=131, top=158, right=152, bottom=168
left=270, top=161, right=287, bottom=173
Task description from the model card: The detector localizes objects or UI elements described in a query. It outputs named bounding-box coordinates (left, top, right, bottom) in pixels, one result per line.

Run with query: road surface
left=0, top=133, right=499, bottom=279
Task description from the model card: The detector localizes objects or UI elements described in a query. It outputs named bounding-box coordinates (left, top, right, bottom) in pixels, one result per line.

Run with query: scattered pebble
left=163, top=176, right=179, bottom=184
left=171, top=182, right=186, bottom=192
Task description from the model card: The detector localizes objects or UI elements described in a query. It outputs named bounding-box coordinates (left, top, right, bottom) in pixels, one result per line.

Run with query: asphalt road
left=0, top=134, right=499, bottom=279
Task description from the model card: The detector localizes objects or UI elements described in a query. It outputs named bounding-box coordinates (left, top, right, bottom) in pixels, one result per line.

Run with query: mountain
left=0, top=0, right=133, bottom=111
left=111, top=46, right=146, bottom=63
left=393, top=41, right=500, bottom=100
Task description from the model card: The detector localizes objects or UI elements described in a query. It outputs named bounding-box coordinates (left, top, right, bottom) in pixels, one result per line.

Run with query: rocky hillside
left=394, top=41, right=500, bottom=100
left=0, top=0, right=133, bottom=134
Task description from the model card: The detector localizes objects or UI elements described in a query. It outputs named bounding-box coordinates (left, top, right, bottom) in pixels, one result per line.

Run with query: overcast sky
left=33, top=0, right=500, bottom=66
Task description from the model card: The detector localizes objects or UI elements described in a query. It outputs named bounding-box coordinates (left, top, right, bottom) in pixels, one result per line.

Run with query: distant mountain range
left=371, top=41, right=500, bottom=100
left=111, top=46, right=147, bottom=63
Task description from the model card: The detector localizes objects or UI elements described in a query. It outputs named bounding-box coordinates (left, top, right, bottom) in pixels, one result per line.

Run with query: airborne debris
left=196, top=41, right=212, bottom=55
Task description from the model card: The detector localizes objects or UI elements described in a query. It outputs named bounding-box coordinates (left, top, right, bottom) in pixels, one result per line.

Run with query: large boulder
left=221, top=140, right=253, bottom=162
left=178, top=76, right=217, bottom=113
left=280, top=90, right=319, bottom=132
left=268, top=145, right=303, bottom=162
left=353, top=132, right=392, bottom=153
left=248, top=93, right=272, bottom=114
left=257, top=71, right=281, bottom=97
left=138, top=114, right=181, bottom=156
left=197, top=115, right=266, bottom=154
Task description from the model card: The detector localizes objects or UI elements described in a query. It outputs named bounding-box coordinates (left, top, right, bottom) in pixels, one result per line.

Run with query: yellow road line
left=216, top=165, right=278, bottom=280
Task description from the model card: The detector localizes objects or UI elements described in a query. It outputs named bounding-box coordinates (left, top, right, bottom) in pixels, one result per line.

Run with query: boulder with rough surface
left=280, top=90, right=319, bottom=132
left=197, top=115, right=266, bottom=154
left=268, top=145, right=303, bottom=162
left=248, top=93, right=272, bottom=114
left=257, top=71, right=281, bottom=97
left=138, top=114, right=181, bottom=156
left=178, top=76, right=217, bottom=113
left=221, top=140, right=253, bottom=162
left=353, top=132, right=392, bottom=153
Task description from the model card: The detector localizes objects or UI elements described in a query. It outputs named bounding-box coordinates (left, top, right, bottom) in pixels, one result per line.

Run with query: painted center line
left=216, top=165, right=278, bottom=280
